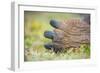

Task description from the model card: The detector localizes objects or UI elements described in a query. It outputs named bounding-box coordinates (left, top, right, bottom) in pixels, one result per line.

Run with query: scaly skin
left=44, top=19, right=90, bottom=53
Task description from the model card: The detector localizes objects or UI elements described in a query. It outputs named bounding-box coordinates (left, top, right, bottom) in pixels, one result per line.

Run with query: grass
left=24, top=44, right=90, bottom=61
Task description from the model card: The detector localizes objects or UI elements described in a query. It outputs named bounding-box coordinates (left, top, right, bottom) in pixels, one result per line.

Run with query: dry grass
left=24, top=44, right=90, bottom=61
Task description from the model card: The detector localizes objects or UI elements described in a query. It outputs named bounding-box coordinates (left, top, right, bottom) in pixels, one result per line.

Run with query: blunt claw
left=50, top=19, right=60, bottom=28
left=44, top=31, right=55, bottom=39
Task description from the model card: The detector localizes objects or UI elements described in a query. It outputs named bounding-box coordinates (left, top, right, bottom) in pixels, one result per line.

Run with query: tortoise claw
left=44, top=31, right=55, bottom=39
left=44, top=44, right=53, bottom=50
left=50, top=19, right=60, bottom=28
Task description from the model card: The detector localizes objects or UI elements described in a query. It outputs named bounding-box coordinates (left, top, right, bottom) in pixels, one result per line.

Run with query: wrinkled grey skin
left=44, top=15, right=90, bottom=53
